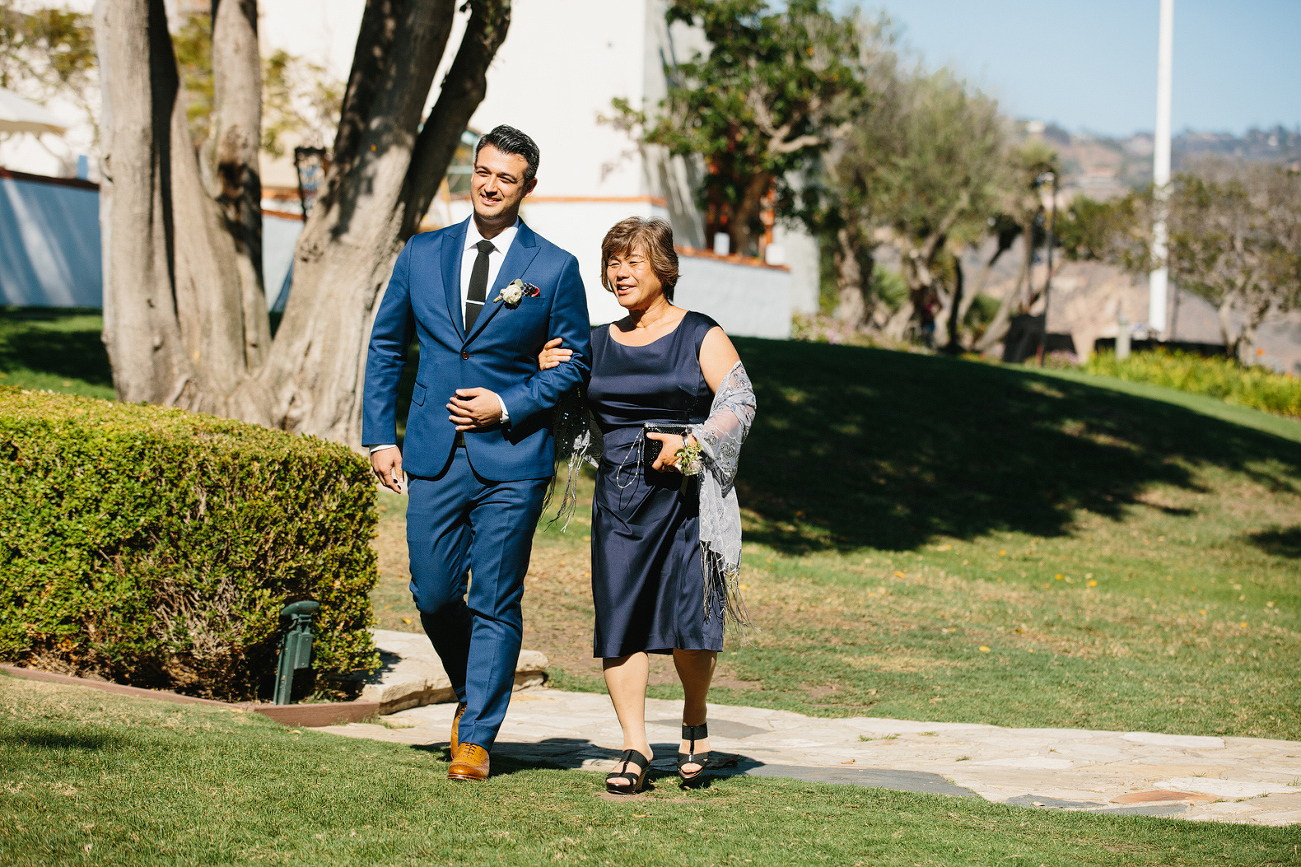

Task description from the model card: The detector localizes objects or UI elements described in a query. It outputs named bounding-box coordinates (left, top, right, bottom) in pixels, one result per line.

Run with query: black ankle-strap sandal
left=677, top=723, right=710, bottom=785
left=606, top=749, right=652, bottom=795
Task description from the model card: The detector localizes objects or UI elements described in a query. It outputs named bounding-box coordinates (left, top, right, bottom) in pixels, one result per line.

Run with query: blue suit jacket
left=362, top=218, right=591, bottom=481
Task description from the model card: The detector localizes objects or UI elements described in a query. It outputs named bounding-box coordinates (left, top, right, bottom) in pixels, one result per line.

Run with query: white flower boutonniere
left=493, top=279, right=541, bottom=308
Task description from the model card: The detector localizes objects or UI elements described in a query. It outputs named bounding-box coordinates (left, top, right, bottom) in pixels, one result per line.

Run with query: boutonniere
left=494, top=279, right=541, bottom=308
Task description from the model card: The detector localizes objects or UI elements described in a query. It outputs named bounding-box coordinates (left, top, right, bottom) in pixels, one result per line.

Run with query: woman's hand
left=646, top=432, right=698, bottom=473
left=645, top=432, right=684, bottom=472
left=537, top=337, right=573, bottom=370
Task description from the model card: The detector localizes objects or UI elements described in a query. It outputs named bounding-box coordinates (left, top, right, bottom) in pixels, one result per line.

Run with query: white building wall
left=773, top=222, right=821, bottom=315
left=467, top=0, right=650, bottom=199
left=675, top=255, right=793, bottom=339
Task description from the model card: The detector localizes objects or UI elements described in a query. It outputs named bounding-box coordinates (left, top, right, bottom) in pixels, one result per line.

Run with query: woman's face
left=606, top=247, right=664, bottom=311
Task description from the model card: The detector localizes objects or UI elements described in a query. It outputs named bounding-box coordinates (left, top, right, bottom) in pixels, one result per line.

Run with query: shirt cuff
left=368, top=444, right=398, bottom=454
left=498, top=395, right=510, bottom=424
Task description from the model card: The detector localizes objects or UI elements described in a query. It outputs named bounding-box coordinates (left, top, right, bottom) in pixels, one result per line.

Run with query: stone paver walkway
left=317, top=686, right=1301, bottom=826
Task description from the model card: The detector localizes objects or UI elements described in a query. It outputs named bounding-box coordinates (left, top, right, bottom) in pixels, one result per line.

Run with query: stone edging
left=0, top=664, right=379, bottom=728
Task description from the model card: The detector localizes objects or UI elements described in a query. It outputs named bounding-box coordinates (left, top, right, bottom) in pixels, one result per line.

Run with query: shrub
left=0, top=387, right=379, bottom=700
left=1083, top=349, right=1301, bottom=419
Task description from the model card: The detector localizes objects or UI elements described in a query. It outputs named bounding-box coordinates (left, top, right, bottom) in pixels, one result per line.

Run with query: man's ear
left=523, top=177, right=538, bottom=197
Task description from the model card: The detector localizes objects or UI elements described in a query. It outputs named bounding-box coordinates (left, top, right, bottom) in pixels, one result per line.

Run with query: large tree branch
left=748, top=86, right=824, bottom=156
left=401, top=0, right=511, bottom=238
left=211, top=0, right=268, bottom=369
left=316, top=0, right=458, bottom=235
left=95, top=0, right=193, bottom=404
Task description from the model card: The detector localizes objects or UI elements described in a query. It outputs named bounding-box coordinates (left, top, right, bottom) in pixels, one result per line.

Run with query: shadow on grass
left=0, top=308, right=112, bottom=387
left=1247, top=526, right=1301, bottom=559
left=732, top=338, right=1301, bottom=555
left=0, top=726, right=122, bottom=751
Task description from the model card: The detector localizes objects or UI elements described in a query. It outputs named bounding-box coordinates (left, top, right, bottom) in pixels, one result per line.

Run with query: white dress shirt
left=461, top=217, right=520, bottom=325
left=370, top=218, right=519, bottom=456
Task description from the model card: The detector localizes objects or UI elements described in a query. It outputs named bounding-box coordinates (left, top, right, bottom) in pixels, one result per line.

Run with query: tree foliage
left=1163, top=167, right=1301, bottom=360
left=0, top=1, right=98, bottom=134
left=1055, top=161, right=1301, bottom=360
left=612, top=0, right=866, bottom=256
left=260, top=48, right=344, bottom=157
left=968, top=137, right=1060, bottom=354
left=164, top=12, right=343, bottom=159
left=822, top=63, right=1014, bottom=347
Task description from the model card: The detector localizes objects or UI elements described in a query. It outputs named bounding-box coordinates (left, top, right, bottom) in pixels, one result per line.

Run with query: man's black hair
left=475, top=125, right=541, bottom=183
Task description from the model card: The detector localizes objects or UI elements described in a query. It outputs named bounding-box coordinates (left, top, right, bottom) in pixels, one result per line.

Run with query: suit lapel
left=465, top=221, right=541, bottom=344
left=441, top=219, right=468, bottom=339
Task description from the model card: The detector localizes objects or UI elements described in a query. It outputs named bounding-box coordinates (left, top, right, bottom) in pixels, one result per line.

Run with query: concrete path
left=317, top=686, right=1301, bottom=827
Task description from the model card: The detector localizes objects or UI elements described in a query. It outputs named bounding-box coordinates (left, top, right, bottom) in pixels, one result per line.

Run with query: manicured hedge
left=1084, top=349, right=1301, bottom=419
left=0, top=387, right=379, bottom=700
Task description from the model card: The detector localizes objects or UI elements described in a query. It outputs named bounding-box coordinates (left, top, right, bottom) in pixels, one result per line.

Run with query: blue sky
left=858, top=0, right=1301, bottom=137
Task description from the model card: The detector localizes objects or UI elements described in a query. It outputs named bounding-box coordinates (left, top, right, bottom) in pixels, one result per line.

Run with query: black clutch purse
left=643, top=423, right=692, bottom=464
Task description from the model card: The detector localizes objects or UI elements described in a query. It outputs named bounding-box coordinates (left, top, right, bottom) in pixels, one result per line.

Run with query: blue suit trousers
left=406, top=446, right=549, bottom=751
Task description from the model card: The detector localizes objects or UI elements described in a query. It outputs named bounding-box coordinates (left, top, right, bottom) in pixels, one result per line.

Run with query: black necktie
left=464, top=239, right=494, bottom=331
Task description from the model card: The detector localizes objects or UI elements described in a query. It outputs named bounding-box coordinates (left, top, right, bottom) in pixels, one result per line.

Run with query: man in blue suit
left=363, top=126, right=591, bottom=781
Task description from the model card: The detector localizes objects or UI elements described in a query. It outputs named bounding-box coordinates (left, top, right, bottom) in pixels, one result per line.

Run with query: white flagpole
left=1148, top=0, right=1174, bottom=337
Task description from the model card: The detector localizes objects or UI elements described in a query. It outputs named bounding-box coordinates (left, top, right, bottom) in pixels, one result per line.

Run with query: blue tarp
left=0, top=172, right=102, bottom=306
left=0, top=170, right=304, bottom=309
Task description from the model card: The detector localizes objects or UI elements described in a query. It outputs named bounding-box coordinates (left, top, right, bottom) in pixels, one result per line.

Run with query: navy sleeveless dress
left=587, top=310, right=725, bottom=658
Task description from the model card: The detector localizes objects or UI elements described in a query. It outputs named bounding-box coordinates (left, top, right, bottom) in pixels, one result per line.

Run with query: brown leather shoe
left=450, top=702, right=467, bottom=752
left=447, top=743, right=490, bottom=782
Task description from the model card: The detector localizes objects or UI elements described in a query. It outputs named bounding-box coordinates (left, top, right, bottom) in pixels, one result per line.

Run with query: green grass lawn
left=3, top=676, right=1296, bottom=867
left=4, top=309, right=1301, bottom=863
left=5, top=310, right=1300, bottom=742
left=0, top=308, right=115, bottom=399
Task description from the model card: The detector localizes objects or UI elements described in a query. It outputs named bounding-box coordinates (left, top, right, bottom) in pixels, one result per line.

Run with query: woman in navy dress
left=541, top=218, right=746, bottom=794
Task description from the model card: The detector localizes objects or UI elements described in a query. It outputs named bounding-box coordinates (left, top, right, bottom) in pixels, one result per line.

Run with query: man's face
left=470, top=144, right=536, bottom=227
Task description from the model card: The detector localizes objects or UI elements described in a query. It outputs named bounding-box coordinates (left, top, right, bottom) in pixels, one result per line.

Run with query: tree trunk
left=975, top=219, right=1035, bottom=353
left=249, top=0, right=511, bottom=444
left=1217, top=294, right=1240, bottom=359
left=96, top=0, right=511, bottom=447
left=1237, top=298, right=1273, bottom=365
left=210, top=0, right=269, bottom=370
left=95, top=0, right=194, bottom=405
left=96, top=0, right=250, bottom=412
left=885, top=235, right=942, bottom=341
left=832, top=223, right=872, bottom=328
left=727, top=169, right=772, bottom=258
left=939, top=251, right=964, bottom=352
left=958, top=230, right=1015, bottom=328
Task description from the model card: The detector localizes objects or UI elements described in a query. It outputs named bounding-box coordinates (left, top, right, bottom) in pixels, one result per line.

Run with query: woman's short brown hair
left=600, top=217, right=679, bottom=302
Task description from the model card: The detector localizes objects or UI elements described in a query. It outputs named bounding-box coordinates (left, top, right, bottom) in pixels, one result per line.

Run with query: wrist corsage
left=674, top=440, right=704, bottom=492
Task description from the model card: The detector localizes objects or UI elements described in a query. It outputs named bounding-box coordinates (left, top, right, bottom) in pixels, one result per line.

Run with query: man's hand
left=447, top=387, right=504, bottom=431
left=371, top=446, right=405, bottom=493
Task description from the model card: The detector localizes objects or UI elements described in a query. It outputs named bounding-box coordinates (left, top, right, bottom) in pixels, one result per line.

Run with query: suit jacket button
left=461, top=350, right=470, bottom=360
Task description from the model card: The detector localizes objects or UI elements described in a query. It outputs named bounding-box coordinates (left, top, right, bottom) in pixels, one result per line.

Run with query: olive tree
left=611, top=0, right=866, bottom=258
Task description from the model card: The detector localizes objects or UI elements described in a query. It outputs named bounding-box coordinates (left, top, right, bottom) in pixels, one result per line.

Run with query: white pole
left=1148, top=0, right=1174, bottom=337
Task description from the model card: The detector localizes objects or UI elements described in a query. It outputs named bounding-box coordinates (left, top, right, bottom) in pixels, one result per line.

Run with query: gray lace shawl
left=689, top=361, right=755, bottom=628
left=550, top=360, right=756, bottom=630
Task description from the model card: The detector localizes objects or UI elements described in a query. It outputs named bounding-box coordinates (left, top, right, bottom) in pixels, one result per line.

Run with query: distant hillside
left=1024, top=122, right=1301, bottom=199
